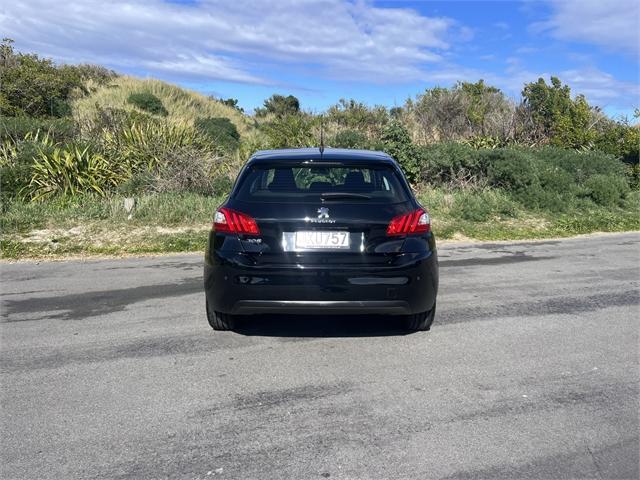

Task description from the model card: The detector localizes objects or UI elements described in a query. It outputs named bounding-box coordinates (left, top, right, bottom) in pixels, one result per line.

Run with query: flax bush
left=28, top=143, right=125, bottom=200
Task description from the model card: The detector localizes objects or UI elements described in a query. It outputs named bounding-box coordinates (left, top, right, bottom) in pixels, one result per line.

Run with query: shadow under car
left=231, top=314, right=415, bottom=338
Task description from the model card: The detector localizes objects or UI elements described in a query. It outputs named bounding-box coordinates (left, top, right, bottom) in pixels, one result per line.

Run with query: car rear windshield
left=233, top=163, right=411, bottom=204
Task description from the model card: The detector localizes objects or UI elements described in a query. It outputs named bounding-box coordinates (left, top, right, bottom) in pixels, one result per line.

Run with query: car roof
left=248, top=147, right=396, bottom=164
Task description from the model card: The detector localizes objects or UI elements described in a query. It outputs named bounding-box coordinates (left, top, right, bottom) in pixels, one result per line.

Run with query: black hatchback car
left=204, top=148, right=438, bottom=331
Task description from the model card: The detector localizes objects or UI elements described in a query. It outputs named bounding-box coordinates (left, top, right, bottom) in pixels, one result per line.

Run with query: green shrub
left=0, top=116, right=76, bottom=143
left=127, top=92, right=168, bottom=116
left=485, top=149, right=538, bottom=191
left=261, top=114, right=315, bottom=149
left=483, top=148, right=583, bottom=211
left=0, top=141, right=44, bottom=199
left=537, top=164, right=576, bottom=194
left=0, top=39, right=85, bottom=117
left=194, top=117, right=240, bottom=152
left=211, top=174, right=233, bottom=196
left=380, top=121, right=420, bottom=183
left=517, top=185, right=574, bottom=211
left=73, top=64, right=118, bottom=86
left=533, top=147, right=625, bottom=182
left=584, top=174, right=629, bottom=206
left=535, top=167, right=581, bottom=211
left=594, top=122, right=640, bottom=165
left=414, top=145, right=629, bottom=204
left=624, top=190, right=640, bottom=209
left=1, top=163, right=30, bottom=201
left=332, top=130, right=368, bottom=149
left=417, top=143, right=485, bottom=187
left=625, top=163, right=640, bottom=190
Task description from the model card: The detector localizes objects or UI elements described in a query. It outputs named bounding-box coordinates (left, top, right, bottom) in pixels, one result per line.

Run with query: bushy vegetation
left=194, top=117, right=240, bottom=153
left=215, top=97, right=244, bottom=113
left=255, top=94, right=300, bottom=117
left=127, top=91, right=168, bottom=116
left=0, top=38, right=115, bottom=118
left=1, top=39, right=638, bottom=258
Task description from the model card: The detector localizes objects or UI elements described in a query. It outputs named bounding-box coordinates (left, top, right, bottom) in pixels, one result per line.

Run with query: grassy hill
left=73, top=76, right=253, bottom=135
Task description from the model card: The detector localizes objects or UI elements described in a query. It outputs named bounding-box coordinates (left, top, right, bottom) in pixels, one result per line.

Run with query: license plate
left=295, top=231, right=350, bottom=249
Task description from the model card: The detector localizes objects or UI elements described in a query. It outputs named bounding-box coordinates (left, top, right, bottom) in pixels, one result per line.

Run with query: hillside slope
left=73, top=76, right=252, bottom=134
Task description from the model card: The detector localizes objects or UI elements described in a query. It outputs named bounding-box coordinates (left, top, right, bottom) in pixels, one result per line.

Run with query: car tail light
left=213, top=207, right=260, bottom=235
left=387, top=209, right=430, bottom=236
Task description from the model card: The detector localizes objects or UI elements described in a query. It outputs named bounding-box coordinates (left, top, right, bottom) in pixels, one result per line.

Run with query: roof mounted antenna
left=319, top=115, right=325, bottom=157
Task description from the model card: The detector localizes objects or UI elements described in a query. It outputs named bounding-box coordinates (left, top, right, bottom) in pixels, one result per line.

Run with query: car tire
left=206, top=301, right=235, bottom=331
left=406, top=303, right=436, bottom=331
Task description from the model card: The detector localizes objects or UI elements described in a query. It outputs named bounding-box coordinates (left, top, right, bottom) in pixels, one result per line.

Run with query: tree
left=326, top=98, right=389, bottom=139
left=255, top=94, right=300, bottom=117
left=522, top=77, right=571, bottom=134
left=405, top=86, right=470, bottom=143
left=594, top=118, right=640, bottom=164
left=457, top=80, right=513, bottom=138
left=380, top=121, right=420, bottom=183
left=520, top=76, right=596, bottom=148
left=389, top=106, right=403, bottom=120
left=404, top=81, right=514, bottom=144
left=458, top=80, right=498, bottom=129
left=552, top=94, right=597, bottom=149
left=217, top=97, right=244, bottom=113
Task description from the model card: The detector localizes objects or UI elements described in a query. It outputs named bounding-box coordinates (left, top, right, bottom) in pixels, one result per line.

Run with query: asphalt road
left=1, top=233, right=639, bottom=480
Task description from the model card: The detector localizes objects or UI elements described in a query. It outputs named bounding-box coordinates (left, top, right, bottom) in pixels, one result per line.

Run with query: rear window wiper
left=320, top=192, right=371, bottom=200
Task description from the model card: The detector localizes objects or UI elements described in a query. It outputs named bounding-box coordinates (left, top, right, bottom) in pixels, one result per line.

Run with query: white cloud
left=2, top=0, right=634, bottom=112
left=0, top=0, right=463, bottom=85
left=533, top=0, right=639, bottom=56
left=558, top=67, right=640, bottom=105
left=142, top=55, right=264, bottom=85
left=495, top=63, right=639, bottom=110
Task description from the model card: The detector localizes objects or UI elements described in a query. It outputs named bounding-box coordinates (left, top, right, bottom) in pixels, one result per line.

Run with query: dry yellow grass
left=73, top=76, right=253, bottom=134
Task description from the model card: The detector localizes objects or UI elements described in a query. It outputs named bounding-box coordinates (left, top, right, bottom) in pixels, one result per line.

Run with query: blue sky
left=2, top=0, right=638, bottom=117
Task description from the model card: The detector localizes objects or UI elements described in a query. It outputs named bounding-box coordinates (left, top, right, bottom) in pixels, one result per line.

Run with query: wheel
left=206, top=300, right=235, bottom=331
left=405, top=303, right=436, bottom=331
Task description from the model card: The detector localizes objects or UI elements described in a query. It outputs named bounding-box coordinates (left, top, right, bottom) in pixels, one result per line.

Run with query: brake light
left=213, top=207, right=260, bottom=235
left=387, top=209, right=430, bottom=236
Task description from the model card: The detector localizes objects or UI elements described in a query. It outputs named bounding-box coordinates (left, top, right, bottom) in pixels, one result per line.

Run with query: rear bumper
left=204, top=250, right=438, bottom=316
left=231, top=300, right=412, bottom=315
